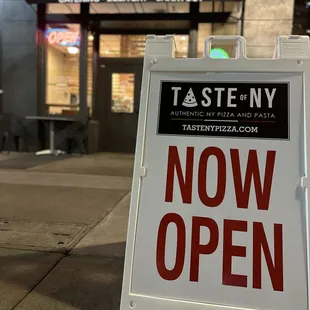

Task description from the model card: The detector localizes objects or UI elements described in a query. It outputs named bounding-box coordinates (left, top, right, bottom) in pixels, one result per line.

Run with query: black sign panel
left=157, top=81, right=289, bottom=140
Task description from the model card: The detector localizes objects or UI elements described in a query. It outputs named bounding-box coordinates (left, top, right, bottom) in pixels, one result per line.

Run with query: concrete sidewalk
left=0, top=153, right=132, bottom=310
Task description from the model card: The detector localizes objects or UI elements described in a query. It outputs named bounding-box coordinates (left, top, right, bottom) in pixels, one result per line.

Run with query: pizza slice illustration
left=182, top=88, right=197, bottom=107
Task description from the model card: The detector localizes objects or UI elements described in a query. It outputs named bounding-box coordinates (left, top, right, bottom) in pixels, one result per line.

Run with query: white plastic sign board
left=120, top=35, right=310, bottom=310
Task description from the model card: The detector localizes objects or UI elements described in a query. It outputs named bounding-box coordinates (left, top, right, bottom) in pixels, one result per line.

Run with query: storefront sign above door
left=28, top=0, right=206, bottom=3
left=46, top=28, right=80, bottom=46
left=56, top=0, right=203, bottom=2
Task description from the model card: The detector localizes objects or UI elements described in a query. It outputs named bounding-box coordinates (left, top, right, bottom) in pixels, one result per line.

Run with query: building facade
left=0, top=0, right=296, bottom=153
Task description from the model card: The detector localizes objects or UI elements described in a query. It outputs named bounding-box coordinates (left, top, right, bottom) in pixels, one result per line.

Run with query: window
left=200, top=1, right=240, bottom=13
left=100, top=35, right=146, bottom=58
left=90, top=3, right=189, bottom=14
left=47, top=4, right=80, bottom=14
left=46, top=24, right=80, bottom=116
left=111, top=73, right=134, bottom=113
left=100, top=35, right=189, bottom=58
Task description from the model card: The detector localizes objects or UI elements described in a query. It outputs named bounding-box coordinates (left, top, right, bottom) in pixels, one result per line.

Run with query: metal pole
left=188, top=2, right=199, bottom=58
left=49, top=120, right=55, bottom=151
left=37, top=3, right=46, bottom=117
left=37, top=3, right=47, bottom=149
left=240, top=0, right=246, bottom=36
left=79, top=3, right=89, bottom=119
left=92, top=31, right=99, bottom=118
left=211, top=0, right=215, bottom=34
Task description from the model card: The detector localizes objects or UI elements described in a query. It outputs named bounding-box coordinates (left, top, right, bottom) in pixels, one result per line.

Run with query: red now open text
left=156, top=146, right=284, bottom=292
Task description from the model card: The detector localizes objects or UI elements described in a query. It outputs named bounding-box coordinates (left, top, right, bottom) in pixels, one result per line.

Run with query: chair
left=0, top=114, right=29, bottom=153
left=65, top=119, right=88, bottom=155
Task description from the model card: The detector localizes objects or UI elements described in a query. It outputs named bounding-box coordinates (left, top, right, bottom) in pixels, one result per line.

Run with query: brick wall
left=244, top=0, right=294, bottom=57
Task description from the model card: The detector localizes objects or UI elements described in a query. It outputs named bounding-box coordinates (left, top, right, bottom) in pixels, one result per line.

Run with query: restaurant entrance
left=94, top=34, right=190, bottom=153
left=96, top=58, right=143, bottom=153
left=23, top=1, right=246, bottom=154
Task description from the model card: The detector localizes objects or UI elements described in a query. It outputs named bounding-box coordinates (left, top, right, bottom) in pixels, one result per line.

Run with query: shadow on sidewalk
left=0, top=243, right=127, bottom=310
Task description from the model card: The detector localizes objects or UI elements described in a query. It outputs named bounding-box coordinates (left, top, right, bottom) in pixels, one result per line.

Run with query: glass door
left=96, top=58, right=143, bottom=153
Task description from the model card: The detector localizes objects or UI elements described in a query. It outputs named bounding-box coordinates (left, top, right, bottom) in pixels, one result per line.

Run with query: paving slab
left=29, top=153, right=134, bottom=177
left=0, top=153, right=25, bottom=162
left=0, top=154, right=70, bottom=170
left=0, top=183, right=127, bottom=224
left=15, top=256, right=124, bottom=310
left=0, top=220, right=86, bottom=252
left=0, top=170, right=132, bottom=191
left=0, top=248, right=63, bottom=310
left=71, top=192, right=130, bottom=258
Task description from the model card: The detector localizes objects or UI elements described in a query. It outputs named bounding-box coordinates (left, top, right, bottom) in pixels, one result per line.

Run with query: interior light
left=105, top=50, right=110, bottom=54
left=89, top=34, right=94, bottom=41
left=181, top=36, right=186, bottom=41
left=67, top=46, right=79, bottom=55
left=210, top=48, right=229, bottom=59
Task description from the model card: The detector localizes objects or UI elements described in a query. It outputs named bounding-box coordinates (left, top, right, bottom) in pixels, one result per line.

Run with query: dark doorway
left=96, top=58, right=143, bottom=153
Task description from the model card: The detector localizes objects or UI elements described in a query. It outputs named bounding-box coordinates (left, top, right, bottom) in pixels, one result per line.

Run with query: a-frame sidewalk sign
left=120, top=35, right=310, bottom=310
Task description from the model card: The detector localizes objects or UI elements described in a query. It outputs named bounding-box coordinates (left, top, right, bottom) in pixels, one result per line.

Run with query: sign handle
left=204, top=35, right=246, bottom=59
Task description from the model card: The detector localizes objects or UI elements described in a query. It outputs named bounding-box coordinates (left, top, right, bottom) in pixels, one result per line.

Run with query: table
left=26, top=116, right=74, bottom=156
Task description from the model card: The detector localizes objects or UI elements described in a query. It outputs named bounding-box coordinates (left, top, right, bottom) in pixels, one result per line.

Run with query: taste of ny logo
left=172, top=86, right=278, bottom=109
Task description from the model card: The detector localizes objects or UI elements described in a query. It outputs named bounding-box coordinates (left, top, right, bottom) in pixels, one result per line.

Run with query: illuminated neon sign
left=210, top=48, right=230, bottom=59
left=46, top=28, right=80, bottom=47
